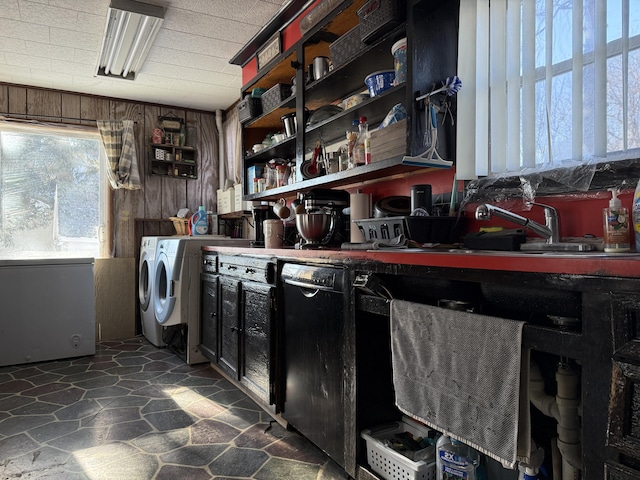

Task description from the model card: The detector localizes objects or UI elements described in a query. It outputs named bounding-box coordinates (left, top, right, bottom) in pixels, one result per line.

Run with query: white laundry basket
left=361, top=417, right=436, bottom=480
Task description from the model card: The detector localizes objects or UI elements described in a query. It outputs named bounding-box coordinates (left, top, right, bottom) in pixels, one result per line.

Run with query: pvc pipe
left=529, top=362, right=560, bottom=420
left=529, top=362, right=582, bottom=479
left=216, top=109, right=225, bottom=191
left=556, top=365, right=582, bottom=472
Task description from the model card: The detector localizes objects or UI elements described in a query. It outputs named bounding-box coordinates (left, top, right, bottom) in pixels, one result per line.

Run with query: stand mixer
left=296, top=189, right=350, bottom=248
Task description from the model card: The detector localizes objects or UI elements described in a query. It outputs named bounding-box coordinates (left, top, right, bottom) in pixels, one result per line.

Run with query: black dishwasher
left=280, top=263, right=346, bottom=468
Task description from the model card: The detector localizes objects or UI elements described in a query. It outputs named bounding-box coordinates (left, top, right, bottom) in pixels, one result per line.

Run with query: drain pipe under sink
left=529, top=361, right=582, bottom=479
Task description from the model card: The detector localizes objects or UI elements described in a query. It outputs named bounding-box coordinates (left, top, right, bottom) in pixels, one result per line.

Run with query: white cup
left=273, top=198, right=291, bottom=219
left=263, top=219, right=283, bottom=249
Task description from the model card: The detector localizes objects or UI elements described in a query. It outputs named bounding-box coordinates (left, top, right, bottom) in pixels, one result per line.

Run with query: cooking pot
left=373, top=196, right=411, bottom=218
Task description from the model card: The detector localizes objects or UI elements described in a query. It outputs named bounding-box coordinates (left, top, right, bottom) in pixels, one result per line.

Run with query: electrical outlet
left=70, top=334, right=82, bottom=349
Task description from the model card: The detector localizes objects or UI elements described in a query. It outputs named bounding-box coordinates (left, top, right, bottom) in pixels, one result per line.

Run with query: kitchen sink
left=448, top=249, right=640, bottom=258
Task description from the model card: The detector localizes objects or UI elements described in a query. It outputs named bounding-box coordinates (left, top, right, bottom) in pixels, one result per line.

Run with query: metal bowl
left=296, top=213, right=332, bottom=243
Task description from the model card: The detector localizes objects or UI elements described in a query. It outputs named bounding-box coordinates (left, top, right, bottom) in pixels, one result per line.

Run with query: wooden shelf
left=149, top=143, right=198, bottom=179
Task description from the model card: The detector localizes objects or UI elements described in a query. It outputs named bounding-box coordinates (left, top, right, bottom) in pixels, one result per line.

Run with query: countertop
left=203, top=246, right=640, bottom=278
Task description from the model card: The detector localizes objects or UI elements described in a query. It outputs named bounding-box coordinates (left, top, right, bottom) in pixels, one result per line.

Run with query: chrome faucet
left=475, top=202, right=561, bottom=244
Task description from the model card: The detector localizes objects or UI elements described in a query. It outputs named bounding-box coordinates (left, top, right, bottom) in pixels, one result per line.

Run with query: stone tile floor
left=0, top=338, right=350, bottom=480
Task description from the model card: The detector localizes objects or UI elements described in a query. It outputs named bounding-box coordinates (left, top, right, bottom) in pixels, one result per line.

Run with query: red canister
left=152, top=128, right=163, bottom=144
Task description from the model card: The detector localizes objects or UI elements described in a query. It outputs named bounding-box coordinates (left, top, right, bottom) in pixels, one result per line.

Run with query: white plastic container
left=392, top=37, right=407, bottom=85
left=361, top=417, right=436, bottom=480
left=436, top=436, right=480, bottom=480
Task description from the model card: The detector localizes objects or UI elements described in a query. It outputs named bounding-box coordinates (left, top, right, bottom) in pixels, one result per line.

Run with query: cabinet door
left=240, top=281, right=274, bottom=405
left=200, top=273, right=218, bottom=362
left=219, top=276, right=241, bottom=380
left=608, top=293, right=640, bottom=462
left=606, top=461, right=640, bottom=480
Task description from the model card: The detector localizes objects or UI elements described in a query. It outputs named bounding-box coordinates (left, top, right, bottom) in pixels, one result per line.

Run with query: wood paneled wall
left=0, top=83, right=220, bottom=259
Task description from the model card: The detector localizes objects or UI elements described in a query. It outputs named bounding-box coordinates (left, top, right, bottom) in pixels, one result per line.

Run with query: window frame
left=0, top=119, right=111, bottom=260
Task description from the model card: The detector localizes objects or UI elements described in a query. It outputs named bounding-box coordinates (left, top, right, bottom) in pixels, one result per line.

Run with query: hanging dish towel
left=390, top=299, right=530, bottom=469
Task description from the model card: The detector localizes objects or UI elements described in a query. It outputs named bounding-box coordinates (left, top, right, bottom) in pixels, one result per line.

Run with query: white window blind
left=457, top=0, right=640, bottom=181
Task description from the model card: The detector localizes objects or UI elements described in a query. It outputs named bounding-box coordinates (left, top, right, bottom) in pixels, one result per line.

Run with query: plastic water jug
left=190, top=206, right=209, bottom=235
left=436, top=435, right=480, bottom=480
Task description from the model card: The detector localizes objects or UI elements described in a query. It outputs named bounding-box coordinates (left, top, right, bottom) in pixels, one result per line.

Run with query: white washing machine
left=138, top=236, right=171, bottom=347
left=154, top=236, right=250, bottom=364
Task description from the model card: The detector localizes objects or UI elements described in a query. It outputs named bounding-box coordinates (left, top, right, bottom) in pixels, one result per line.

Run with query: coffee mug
left=263, top=219, right=283, bottom=249
left=273, top=198, right=291, bottom=219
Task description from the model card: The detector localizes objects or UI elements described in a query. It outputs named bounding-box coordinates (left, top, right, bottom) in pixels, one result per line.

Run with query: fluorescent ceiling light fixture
left=96, top=0, right=165, bottom=80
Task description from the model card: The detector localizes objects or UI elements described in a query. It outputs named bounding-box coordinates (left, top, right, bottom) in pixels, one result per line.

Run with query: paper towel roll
left=350, top=192, right=371, bottom=243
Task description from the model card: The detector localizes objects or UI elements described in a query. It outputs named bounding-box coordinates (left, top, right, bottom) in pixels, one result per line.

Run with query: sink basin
left=519, top=242, right=595, bottom=252
left=448, top=248, right=640, bottom=258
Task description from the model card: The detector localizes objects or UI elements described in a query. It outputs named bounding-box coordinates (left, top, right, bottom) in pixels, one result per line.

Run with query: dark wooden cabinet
left=202, top=253, right=277, bottom=408
left=200, top=272, right=219, bottom=361
left=606, top=461, right=640, bottom=480
left=351, top=264, right=640, bottom=480
left=240, top=281, right=275, bottom=404
left=608, top=293, right=640, bottom=476
left=218, top=276, right=241, bottom=379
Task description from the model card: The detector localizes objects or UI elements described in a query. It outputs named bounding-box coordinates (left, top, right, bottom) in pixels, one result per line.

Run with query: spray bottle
left=603, top=188, right=630, bottom=253
left=633, top=178, right=640, bottom=252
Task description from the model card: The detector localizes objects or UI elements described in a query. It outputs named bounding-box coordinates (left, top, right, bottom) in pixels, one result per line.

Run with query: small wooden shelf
left=149, top=143, right=198, bottom=179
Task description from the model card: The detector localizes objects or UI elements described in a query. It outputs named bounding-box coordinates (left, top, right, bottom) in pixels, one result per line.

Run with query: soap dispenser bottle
left=603, top=188, right=630, bottom=252
left=633, top=178, right=640, bottom=252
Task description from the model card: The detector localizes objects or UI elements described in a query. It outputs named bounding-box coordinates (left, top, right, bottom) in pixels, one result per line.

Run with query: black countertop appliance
left=301, top=189, right=350, bottom=247
left=251, top=203, right=277, bottom=248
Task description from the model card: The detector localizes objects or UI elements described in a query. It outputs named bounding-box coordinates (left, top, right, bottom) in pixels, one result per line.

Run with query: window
left=457, top=0, right=640, bottom=181
left=0, top=121, right=109, bottom=259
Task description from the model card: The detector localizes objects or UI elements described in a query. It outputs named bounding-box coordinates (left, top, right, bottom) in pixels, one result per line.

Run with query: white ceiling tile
left=50, top=27, right=101, bottom=52
left=0, top=0, right=294, bottom=111
left=0, top=0, right=21, bottom=20
left=242, top=0, right=282, bottom=27
left=195, top=1, right=250, bottom=22
left=5, top=51, right=51, bottom=69
left=18, top=0, right=79, bottom=28
left=208, top=17, right=255, bottom=45
left=188, top=52, right=228, bottom=72
left=25, top=40, right=75, bottom=61
left=76, top=11, right=108, bottom=34
left=50, top=0, right=109, bottom=14
left=0, top=36, right=26, bottom=53
left=52, top=59, right=95, bottom=76
left=0, top=18, right=50, bottom=41
left=164, top=8, right=218, bottom=37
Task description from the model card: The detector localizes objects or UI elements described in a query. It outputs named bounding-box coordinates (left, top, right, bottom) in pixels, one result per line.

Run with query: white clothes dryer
left=138, top=236, right=170, bottom=347
left=154, top=236, right=250, bottom=364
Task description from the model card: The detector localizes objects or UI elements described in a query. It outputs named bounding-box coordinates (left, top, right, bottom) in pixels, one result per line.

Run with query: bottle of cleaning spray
left=633, top=178, right=640, bottom=252
left=603, top=188, right=630, bottom=253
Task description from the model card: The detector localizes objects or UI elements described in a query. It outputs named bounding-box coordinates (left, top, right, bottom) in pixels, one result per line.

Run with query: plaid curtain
left=97, top=119, right=141, bottom=190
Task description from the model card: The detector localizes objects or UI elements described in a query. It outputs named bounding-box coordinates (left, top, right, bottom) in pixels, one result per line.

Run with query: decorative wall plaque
left=257, top=32, right=281, bottom=70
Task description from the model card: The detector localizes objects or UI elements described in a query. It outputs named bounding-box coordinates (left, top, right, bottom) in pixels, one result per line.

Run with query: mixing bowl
left=296, top=213, right=333, bottom=243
